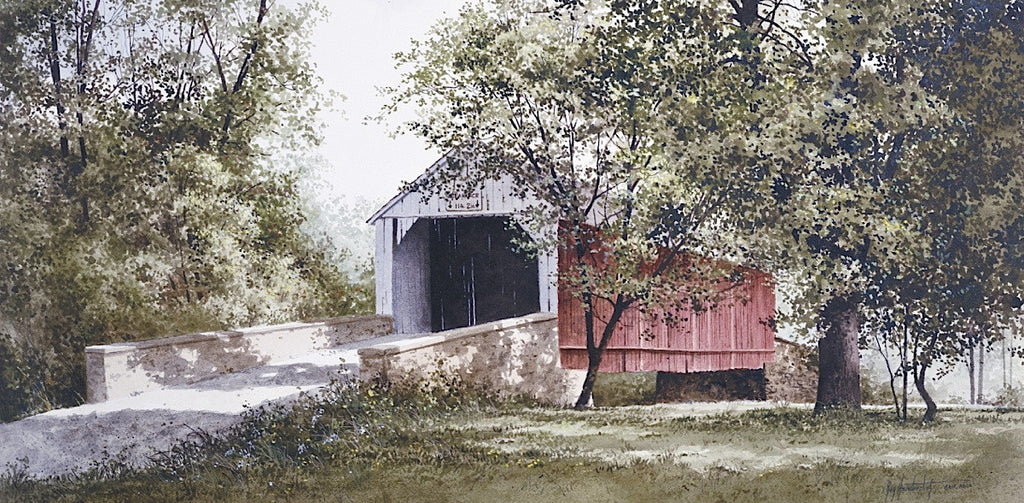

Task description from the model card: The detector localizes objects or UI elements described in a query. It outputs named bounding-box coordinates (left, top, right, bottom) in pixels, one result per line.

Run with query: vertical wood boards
left=555, top=232, right=776, bottom=373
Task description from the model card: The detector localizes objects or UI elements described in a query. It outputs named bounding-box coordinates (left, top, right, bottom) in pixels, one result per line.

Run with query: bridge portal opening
left=427, top=217, right=540, bottom=331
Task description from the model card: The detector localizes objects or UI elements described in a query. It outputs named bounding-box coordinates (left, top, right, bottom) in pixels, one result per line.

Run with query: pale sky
left=310, top=0, right=470, bottom=203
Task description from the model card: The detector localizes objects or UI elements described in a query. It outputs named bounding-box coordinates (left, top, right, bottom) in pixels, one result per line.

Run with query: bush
left=990, top=386, right=1024, bottom=408
left=0, top=251, right=373, bottom=424
left=860, top=371, right=891, bottom=406
left=147, top=373, right=508, bottom=489
left=592, top=372, right=658, bottom=407
left=0, top=334, right=69, bottom=422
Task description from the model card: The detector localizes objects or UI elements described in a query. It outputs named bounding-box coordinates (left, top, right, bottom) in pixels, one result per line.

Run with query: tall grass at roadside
left=0, top=370, right=527, bottom=502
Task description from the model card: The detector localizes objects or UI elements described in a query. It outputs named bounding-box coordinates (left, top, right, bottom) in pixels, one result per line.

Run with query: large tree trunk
left=814, top=293, right=862, bottom=413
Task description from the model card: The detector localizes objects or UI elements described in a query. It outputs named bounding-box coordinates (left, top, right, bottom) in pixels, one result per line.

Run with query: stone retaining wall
left=85, top=316, right=393, bottom=402
left=765, top=337, right=819, bottom=403
left=358, top=313, right=586, bottom=406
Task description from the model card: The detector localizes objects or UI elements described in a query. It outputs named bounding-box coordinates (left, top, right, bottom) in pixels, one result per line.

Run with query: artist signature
left=883, top=476, right=973, bottom=502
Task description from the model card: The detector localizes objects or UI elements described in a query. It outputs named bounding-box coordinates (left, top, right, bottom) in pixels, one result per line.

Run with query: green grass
left=2, top=378, right=1023, bottom=503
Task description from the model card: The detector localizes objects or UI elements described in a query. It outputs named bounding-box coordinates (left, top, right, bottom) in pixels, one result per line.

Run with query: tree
left=750, top=0, right=967, bottom=414
left=858, top=0, right=1024, bottom=422
left=0, top=0, right=369, bottom=420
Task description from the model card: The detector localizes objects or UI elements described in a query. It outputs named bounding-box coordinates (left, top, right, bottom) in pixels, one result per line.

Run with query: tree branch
left=45, top=13, right=70, bottom=160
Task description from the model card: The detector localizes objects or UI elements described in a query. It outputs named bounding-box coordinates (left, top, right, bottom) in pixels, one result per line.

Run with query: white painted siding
left=374, top=220, right=392, bottom=316
left=540, top=246, right=559, bottom=312
left=391, top=219, right=432, bottom=333
left=372, top=177, right=530, bottom=220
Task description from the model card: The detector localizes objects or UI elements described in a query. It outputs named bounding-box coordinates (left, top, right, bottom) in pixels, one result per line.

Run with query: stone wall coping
left=774, top=336, right=809, bottom=347
left=86, top=315, right=390, bottom=355
left=358, top=312, right=557, bottom=358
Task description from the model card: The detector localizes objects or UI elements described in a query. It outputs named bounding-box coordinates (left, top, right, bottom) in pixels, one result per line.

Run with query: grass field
left=2, top=381, right=1022, bottom=502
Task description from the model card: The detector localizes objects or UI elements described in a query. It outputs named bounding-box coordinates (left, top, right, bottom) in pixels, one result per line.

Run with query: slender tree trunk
left=883, top=341, right=900, bottom=418
left=1010, top=327, right=1015, bottom=389
left=887, top=366, right=899, bottom=418
left=814, top=293, right=862, bottom=414
left=575, top=355, right=601, bottom=410
left=219, top=0, right=268, bottom=142
left=873, top=327, right=900, bottom=418
left=915, top=360, right=938, bottom=422
left=978, top=337, right=985, bottom=404
left=902, top=313, right=909, bottom=421
left=574, top=290, right=599, bottom=410
left=968, top=342, right=976, bottom=404
left=45, top=15, right=70, bottom=161
left=915, top=332, right=940, bottom=422
left=574, top=295, right=629, bottom=410
left=70, top=0, right=101, bottom=227
left=46, top=9, right=91, bottom=228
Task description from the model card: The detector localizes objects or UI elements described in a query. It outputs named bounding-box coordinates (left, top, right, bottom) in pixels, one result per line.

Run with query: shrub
left=990, top=386, right=1024, bottom=408
left=147, top=372, right=510, bottom=488
left=0, top=334, right=67, bottom=422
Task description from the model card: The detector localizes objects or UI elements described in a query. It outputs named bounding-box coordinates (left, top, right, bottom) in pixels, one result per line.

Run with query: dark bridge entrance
left=429, top=217, right=540, bottom=332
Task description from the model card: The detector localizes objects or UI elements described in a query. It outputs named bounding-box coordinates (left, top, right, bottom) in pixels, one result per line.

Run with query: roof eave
left=366, top=149, right=453, bottom=224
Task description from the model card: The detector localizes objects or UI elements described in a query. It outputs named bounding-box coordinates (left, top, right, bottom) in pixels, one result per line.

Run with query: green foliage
left=859, top=373, right=891, bottom=406
left=218, top=378, right=497, bottom=467
left=991, top=386, right=1024, bottom=408
left=387, top=0, right=1024, bottom=414
left=385, top=0, right=811, bottom=407
left=0, top=0, right=371, bottom=420
left=840, top=1, right=1024, bottom=418
left=592, top=372, right=657, bottom=407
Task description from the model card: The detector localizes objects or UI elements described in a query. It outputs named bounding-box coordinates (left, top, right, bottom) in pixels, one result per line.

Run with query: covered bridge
left=368, top=153, right=776, bottom=376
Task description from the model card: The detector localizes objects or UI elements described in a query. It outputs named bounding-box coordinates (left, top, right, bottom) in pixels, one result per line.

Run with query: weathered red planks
left=556, top=231, right=775, bottom=373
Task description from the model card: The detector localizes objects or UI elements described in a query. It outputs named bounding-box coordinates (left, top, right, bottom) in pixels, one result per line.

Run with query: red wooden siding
left=557, top=238, right=776, bottom=374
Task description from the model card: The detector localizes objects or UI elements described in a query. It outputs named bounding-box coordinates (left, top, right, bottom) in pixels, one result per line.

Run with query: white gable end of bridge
left=370, top=162, right=559, bottom=329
